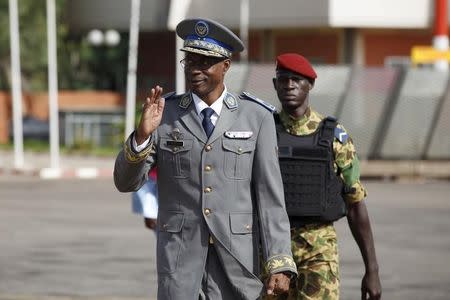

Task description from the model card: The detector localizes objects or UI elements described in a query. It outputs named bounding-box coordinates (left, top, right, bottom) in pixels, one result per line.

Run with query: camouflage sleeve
left=333, top=124, right=367, bottom=205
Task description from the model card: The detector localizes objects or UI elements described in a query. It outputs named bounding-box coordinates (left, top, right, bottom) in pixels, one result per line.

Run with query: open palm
left=136, top=86, right=165, bottom=145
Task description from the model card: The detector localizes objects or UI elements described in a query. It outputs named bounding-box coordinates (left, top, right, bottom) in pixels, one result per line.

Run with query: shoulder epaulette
left=162, top=91, right=177, bottom=99
left=334, top=125, right=349, bottom=144
left=239, top=91, right=277, bottom=113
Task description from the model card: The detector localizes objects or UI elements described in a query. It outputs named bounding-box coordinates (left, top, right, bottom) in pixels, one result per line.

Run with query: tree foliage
left=0, top=0, right=67, bottom=90
left=0, top=0, right=127, bottom=91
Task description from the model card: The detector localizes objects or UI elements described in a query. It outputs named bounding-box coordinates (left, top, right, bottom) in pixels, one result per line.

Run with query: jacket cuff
left=265, top=254, right=297, bottom=276
left=124, top=132, right=153, bottom=164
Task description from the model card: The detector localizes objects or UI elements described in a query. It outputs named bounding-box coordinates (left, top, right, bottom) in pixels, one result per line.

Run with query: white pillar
left=8, top=0, right=24, bottom=169
left=124, top=0, right=141, bottom=139
left=46, top=0, right=60, bottom=169
left=176, top=35, right=185, bottom=94
left=433, top=35, right=449, bottom=71
left=168, top=0, right=191, bottom=94
left=240, top=0, right=249, bottom=62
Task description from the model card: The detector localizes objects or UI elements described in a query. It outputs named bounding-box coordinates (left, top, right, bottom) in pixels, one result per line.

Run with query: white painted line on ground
left=39, top=167, right=62, bottom=179
left=75, top=168, right=99, bottom=179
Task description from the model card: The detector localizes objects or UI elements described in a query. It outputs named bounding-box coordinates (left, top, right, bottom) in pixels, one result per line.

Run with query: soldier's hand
left=136, top=86, right=165, bottom=145
left=361, top=270, right=381, bottom=300
left=266, top=273, right=291, bottom=296
left=144, top=218, right=157, bottom=230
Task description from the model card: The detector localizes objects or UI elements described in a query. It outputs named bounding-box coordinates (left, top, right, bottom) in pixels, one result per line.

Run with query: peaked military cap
left=176, top=18, right=245, bottom=58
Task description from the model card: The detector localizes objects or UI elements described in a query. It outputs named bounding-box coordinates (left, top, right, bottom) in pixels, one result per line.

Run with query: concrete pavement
left=0, top=150, right=115, bottom=179
left=1, top=149, right=450, bottom=180
left=1, top=179, right=450, bottom=299
left=0, top=178, right=158, bottom=300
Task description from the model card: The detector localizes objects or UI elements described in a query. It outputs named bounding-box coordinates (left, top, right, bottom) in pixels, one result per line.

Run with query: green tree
left=0, top=0, right=127, bottom=91
left=0, top=0, right=68, bottom=91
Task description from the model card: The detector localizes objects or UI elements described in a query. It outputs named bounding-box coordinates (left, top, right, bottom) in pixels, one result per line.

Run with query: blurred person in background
left=114, top=18, right=297, bottom=299
left=132, top=168, right=158, bottom=231
left=267, top=53, right=381, bottom=300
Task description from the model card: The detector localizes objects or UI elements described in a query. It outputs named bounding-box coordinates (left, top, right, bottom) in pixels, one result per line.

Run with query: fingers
left=266, top=273, right=291, bottom=297
left=158, top=97, right=165, bottom=113
left=362, top=288, right=381, bottom=300
left=368, top=290, right=381, bottom=300
left=144, top=218, right=157, bottom=230
left=146, top=86, right=164, bottom=104
left=151, top=86, right=163, bottom=101
left=274, top=276, right=290, bottom=293
left=266, top=276, right=276, bottom=295
left=143, top=86, right=164, bottom=110
left=154, top=85, right=163, bottom=99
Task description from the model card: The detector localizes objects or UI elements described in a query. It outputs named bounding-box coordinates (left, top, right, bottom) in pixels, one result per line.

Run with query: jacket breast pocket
left=159, top=137, right=193, bottom=179
left=157, top=211, right=185, bottom=274
left=222, top=139, right=256, bottom=180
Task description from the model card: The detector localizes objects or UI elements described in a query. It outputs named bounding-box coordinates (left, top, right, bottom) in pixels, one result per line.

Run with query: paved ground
left=2, top=149, right=450, bottom=180
left=0, top=178, right=157, bottom=300
left=1, top=178, right=450, bottom=299
left=0, top=150, right=115, bottom=179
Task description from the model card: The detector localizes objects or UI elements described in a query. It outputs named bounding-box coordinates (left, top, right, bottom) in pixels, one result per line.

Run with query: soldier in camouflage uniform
left=264, top=53, right=381, bottom=300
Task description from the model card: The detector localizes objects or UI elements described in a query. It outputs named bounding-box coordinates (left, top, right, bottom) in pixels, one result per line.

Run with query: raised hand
left=136, top=86, right=165, bottom=145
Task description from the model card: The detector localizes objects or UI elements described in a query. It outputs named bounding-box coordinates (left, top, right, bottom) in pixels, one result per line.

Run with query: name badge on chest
left=166, top=140, right=184, bottom=147
left=224, top=131, right=253, bottom=139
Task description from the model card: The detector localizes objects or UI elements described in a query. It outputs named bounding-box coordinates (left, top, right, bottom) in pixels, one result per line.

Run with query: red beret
left=276, top=53, right=317, bottom=80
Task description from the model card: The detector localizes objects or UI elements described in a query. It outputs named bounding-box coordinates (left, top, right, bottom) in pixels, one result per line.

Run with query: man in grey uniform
left=114, top=18, right=296, bottom=300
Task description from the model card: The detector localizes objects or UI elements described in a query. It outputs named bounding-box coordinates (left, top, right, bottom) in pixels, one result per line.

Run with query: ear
left=222, top=59, right=231, bottom=74
left=308, top=81, right=315, bottom=91
left=272, top=78, right=277, bottom=90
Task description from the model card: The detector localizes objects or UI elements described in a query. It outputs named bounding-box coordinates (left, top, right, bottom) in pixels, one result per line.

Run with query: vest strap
left=318, top=116, right=337, bottom=148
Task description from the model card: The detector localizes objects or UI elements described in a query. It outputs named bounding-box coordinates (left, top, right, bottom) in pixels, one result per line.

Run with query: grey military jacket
left=114, top=92, right=296, bottom=300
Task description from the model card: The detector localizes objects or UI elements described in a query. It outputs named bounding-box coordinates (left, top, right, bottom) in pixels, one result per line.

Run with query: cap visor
left=180, top=46, right=226, bottom=58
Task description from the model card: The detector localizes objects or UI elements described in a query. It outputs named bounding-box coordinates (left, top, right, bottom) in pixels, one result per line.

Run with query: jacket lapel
left=208, top=93, right=239, bottom=143
left=179, top=93, right=208, bottom=143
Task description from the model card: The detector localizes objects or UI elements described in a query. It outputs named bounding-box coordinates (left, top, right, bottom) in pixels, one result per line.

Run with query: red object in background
left=149, top=167, right=157, bottom=181
left=434, top=0, right=448, bottom=36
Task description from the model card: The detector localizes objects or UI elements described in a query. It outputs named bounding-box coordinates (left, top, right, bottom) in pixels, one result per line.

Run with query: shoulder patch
left=178, top=93, right=192, bottom=109
left=239, top=91, right=276, bottom=113
left=334, top=126, right=349, bottom=144
left=224, top=93, right=238, bottom=110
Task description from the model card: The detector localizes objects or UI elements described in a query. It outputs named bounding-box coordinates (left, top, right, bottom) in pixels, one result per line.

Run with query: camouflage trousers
left=263, top=224, right=340, bottom=300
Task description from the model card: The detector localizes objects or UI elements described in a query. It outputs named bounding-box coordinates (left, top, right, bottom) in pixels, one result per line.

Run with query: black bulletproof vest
left=275, top=114, right=347, bottom=225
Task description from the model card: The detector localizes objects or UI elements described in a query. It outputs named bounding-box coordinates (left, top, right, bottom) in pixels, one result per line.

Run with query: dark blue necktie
left=201, top=107, right=215, bottom=138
